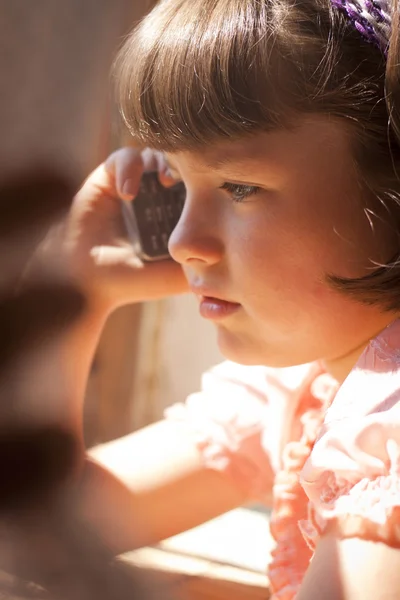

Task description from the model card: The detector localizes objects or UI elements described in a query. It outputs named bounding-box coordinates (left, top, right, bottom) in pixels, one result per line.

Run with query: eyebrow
left=200, top=143, right=272, bottom=170
left=166, top=154, right=259, bottom=173
left=203, top=157, right=251, bottom=170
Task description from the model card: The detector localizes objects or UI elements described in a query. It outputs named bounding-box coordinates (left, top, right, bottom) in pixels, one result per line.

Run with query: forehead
left=166, top=117, right=353, bottom=177
left=166, top=133, right=279, bottom=171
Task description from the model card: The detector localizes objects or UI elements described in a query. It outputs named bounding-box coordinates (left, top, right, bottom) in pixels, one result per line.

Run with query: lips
left=189, top=284, right=241, bottom=321
left=199, top=296, right=241, bottom=320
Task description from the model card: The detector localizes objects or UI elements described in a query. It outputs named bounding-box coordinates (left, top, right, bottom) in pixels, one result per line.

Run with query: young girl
left=59, top=0, right=400, bottom=598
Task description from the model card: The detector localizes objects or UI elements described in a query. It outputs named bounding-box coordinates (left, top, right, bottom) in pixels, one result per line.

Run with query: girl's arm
left=63, top=306, right=248, bottom=554
left=297, top=526, right=400, bottom=600
left=81, top=364, right=276, bottom=552
left=80, top=422, right=248, bottom=553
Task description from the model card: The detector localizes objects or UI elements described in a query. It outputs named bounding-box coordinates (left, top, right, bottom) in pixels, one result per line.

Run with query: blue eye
left=220, top=182, right=260, bottom=203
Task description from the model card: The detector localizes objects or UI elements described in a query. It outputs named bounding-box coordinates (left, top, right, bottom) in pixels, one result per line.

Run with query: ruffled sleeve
left=300, top=319, right=400, bottom=546
left=165, top=361, right=319, bottom=502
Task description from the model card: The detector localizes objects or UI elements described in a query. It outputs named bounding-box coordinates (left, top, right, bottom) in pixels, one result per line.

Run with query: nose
left=168, top=196, right=224, bottom=266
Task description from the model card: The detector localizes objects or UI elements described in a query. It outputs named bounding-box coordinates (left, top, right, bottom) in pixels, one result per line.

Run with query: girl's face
left=166, top=117, right=397, bottom=378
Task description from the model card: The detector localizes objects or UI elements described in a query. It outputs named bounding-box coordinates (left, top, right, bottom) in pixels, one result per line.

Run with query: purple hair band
left=331, top=0, right=391, bottom=53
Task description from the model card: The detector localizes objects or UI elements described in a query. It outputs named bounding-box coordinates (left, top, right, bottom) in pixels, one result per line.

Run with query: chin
left=216, top=328, right=273, bottom=366
left=216, top=327, right=308, bottom=368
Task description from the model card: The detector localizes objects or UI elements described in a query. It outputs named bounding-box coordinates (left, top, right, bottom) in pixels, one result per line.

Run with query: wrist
left=57, top=293, right=111, bottom=438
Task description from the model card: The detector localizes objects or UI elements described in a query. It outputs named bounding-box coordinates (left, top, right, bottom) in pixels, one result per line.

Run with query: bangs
left=115, top=0, right=299, bottom=151
left=113, top=0, right=400, bottom=312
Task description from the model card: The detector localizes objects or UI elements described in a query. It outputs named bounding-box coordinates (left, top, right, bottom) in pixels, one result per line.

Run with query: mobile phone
left=121, top=172, right=186, bottom=261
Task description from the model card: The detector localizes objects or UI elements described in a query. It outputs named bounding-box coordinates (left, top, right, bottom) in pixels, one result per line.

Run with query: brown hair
left=115, top=0, right=400, bottom=311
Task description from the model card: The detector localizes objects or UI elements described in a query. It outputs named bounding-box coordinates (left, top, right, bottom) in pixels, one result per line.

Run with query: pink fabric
left=166, top=361, right=277, bottom=501
left=301, top=318, right=400, bottom=549
left=165, top=361, right=322, bottom=501
left=165, top=319, right=400, bottom=600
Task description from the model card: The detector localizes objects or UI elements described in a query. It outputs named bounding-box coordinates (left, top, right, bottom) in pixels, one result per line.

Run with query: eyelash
left=220, top=182, right=260, bottom=203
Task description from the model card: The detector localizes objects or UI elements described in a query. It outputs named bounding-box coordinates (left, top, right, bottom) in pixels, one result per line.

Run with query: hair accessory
left=331, top=0, right=391, bottom=53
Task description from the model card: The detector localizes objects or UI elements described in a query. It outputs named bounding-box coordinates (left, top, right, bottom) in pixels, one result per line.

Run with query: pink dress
left=166, top=319, right=400, bottom=599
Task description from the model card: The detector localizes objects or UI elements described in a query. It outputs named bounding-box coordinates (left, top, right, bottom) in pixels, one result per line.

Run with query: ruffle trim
left=165, top=399, right=272, bottom=499
left=300, top=440, right=400, bottom=547
left=268, top=372, right=338, bottom=600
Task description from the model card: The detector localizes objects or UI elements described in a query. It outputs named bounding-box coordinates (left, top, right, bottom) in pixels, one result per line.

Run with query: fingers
left=104, top=147, right=177, bottom=203
left=104, top=147, right=144, bottom=200
left=89, top=242, right=189, bottom=303
left=140, top=147, right=163, bottom=172
left=141, top=148, right=180, bottom=188
left=158, top=168, right=180, bottom=188
left=137, top=259, right=189, bottom=300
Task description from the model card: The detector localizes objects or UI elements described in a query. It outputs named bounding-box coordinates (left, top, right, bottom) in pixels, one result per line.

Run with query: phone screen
left=122, top=172, right=186, bottom=261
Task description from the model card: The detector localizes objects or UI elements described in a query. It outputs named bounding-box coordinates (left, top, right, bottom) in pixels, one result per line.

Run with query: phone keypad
left=132, top=173, right=186, bottom=259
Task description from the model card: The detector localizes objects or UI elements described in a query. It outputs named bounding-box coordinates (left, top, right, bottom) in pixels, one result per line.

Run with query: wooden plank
left=121, top=508, right=272, bottom=600
left=180, top=576, right=270, bottom=600
left=121, top=547, right=270, bottom=600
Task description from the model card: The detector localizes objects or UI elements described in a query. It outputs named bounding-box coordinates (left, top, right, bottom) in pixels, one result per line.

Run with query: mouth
left=189, top=285, right=241, bottom=321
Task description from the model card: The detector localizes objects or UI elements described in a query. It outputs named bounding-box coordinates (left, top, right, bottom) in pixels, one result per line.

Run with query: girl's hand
left=66, top=147, right=188, bottom=312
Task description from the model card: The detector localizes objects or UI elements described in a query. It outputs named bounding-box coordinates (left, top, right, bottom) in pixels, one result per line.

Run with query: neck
left=322, top=317, right=398, bottom=384
left=322, top=340, right=369, bottom=384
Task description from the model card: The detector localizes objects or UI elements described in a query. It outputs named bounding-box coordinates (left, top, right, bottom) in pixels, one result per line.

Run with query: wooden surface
left=122, top=508, right=272, bottom=600
left=122, top=547, right=270, bottom=600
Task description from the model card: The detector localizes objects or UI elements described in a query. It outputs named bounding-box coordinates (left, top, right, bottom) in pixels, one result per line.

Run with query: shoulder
left=301, top=319, right=400, bottom=546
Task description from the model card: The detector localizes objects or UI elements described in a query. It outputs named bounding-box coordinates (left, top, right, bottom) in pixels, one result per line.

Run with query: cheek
left=229, top=214, right=321, bottom=290
left=228, top=213, right=361, bottom=324
left=225, top=176, right=377, bottom=307
left=289, top=171, right=383, bottom=280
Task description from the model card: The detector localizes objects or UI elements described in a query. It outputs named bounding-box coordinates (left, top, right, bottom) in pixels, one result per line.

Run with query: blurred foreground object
left=0, top=2, right=167, bottom=599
